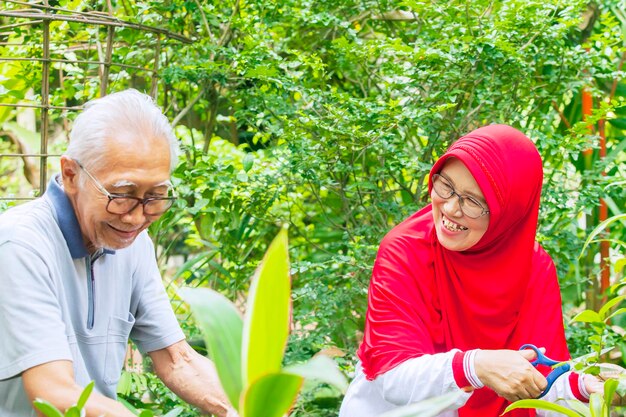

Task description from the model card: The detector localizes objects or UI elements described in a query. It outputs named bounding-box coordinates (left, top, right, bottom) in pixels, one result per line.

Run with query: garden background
left=0, top=0, right=625, bottom=415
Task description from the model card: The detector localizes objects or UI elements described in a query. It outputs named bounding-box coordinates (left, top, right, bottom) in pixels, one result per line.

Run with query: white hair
left=66, top=89, right=179, bottom=172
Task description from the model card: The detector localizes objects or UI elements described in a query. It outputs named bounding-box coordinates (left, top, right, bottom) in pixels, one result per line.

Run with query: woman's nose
left=443, top=196, right=463, bottom=217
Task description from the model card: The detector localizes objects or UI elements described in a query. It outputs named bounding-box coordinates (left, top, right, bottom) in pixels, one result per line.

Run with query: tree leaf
left=605, top=307, right=626, bottom=322
left=178, top=287, right=243, bottom=409
left=162, top=408, right=184, bottom=417
left=504, top=399, right=583, bottom=417
left=598, top=296, right=626, bottom=320
left=242, top=227, right=291, bottom=386
left=376, top=391, right=465, bottom=417
left=241, top=372, right=303, bottom=417
left=117, top=370, right=132, bottom=396
left=579, top=214, right=626, bottom=259
left=571, top=310, right=603, bottom=324
left=284, top=355, right=348, bottom=393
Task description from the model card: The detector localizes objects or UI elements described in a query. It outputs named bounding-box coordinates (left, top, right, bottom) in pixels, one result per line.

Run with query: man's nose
left=121, top=203, right=147, bottom=224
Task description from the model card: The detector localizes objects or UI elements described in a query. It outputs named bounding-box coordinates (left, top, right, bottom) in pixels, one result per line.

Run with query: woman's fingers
left=475, top=349, right=548, bottom=401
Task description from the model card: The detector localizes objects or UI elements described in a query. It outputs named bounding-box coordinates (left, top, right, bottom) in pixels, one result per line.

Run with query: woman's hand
left=583, top=364, right=626, bottom=405
left=474, top=349, right=547, bottom=402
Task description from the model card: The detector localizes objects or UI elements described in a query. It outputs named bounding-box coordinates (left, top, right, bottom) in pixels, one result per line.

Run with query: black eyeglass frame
left=74, top=159, right=177, bottom=216
left=431, top=173, right=490, bottom=219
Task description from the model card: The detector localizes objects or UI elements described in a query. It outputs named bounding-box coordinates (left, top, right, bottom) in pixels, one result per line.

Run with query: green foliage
left=179, top=228, right=348, bottom=416
left=118, top=370, right=195, bottom=417
left=2, top=0, right=626, bottom=414
left=33, top=381, right=94, bottom=417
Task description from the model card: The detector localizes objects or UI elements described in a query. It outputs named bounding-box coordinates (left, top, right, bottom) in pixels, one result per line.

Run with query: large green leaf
left=242, top=227, right=291, bottom=386
left=504, top=399, right=583, bottom=417
left=284, top=355, right=348, bottom=393
left=376, top=391, right=464, bottom=417
left=241, top=372, right=303, bottom=417
left=178, top=287, right=244, bottom=409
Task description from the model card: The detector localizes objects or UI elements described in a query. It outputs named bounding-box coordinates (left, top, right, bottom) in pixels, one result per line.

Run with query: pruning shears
left=519, top=343, right=570, bottom=398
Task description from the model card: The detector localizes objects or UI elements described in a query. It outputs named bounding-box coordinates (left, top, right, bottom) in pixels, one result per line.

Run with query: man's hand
left=474, top=349, right=548, bottom=402
left=149, top=340, right=236, bottom=417
left=22, top=360, right=135, bottom=417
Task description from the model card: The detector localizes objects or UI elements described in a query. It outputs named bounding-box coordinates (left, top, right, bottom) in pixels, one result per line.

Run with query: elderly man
left=0, top=89, right=234, bottom=417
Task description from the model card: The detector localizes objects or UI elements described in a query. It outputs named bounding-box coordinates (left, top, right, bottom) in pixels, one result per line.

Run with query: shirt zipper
left=86, top=257, right=95, bottom=330
left=86, top=250, right=104, bottom=330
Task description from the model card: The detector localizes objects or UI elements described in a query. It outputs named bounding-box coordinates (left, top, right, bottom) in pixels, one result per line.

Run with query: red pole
left=598, top=119, right=610, bottom=298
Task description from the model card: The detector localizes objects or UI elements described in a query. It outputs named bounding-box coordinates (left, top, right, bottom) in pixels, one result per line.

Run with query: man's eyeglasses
left=74, top=160, right=176, bottom=216
left=432, top=173, right=489, bottom=219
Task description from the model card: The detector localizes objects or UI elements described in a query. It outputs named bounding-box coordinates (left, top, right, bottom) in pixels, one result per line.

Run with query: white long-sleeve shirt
left=339, top=351, right=588, bottom=417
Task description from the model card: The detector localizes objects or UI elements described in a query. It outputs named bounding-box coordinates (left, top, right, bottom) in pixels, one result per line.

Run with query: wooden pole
left=39, top=0, right=50, bottom=195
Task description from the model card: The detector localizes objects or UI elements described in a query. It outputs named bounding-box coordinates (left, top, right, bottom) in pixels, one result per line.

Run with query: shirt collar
left=46, top=175, right=115, bottom=259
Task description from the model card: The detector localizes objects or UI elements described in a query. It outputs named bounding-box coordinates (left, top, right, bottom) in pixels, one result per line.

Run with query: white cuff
left=578, top=373, right=591, bottom=400
left=464, top=349, right=484, bottom=389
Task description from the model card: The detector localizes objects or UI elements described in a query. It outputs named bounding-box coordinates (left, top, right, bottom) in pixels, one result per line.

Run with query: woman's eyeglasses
left=432, top=174, right=489, bottom=219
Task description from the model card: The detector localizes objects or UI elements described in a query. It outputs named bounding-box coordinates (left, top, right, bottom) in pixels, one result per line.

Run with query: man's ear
left=60, top=156, right=80, bottom=194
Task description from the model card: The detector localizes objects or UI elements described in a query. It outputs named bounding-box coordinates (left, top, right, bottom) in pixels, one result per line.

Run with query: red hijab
left=358, top=125, right=569, bottom=416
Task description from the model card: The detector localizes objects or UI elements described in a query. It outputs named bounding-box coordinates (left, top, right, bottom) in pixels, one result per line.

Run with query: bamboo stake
left=0, top=10, right=191, bottom=43
left=39, top=0, right=50, bottom=195
left=150, top=35, right=161, bottom=98
left=0, top=57, right=156, bottom=74
left=100, top=25, right=114, bottom=97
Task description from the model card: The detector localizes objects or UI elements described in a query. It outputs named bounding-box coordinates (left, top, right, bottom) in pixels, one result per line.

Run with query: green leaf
left=162, top=408, right=184, bottom=417
left=571, top=310, right=603, bottom=324
left=284, top=355, right=349, bottom=393
left=567, top=399, right=592, bottom=417
left=504, top=399, right=583, bottom=417
left=241, top=372, right=303, bottom=417
left=117, top=397, right=138, bottom=414
left=615, top=258, right=626, bottom=274
left=377, top=391, right=465, bottom=417
left=76, top=380, right=95, bottom=409
left=579, top=214, right=626, bottom=259
left=604, top=379, right=619, bottom=410
left=605, top=307, right=626, bottom=322
left=117, top=370, right=132, bottom=396
left=64, top=406, right=81, bottom=417
left=598, top=296, right=626, bottom=320
left=138, top=410, right=155, bottom=417
left=243, top=153, right=254, bottom=172
left=32, top=400, right=64, bottom=417
left=178, top=287, right=244, bottom=409
left=242, top=227, right=291, bottom=386
left=589, top=392, right=603, bottom=417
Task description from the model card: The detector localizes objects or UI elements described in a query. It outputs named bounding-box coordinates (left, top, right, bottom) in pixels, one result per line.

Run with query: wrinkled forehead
left=109, top=178, right=172, bottom=188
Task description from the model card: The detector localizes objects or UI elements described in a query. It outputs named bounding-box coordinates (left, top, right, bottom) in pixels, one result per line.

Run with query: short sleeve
left=129, top=234, right=184, bottom=353
left=0, top=241, right=72, bottom=379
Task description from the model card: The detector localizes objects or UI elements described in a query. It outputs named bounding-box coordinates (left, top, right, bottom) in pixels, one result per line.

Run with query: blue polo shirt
left=0, top=176, right=184, bottom=417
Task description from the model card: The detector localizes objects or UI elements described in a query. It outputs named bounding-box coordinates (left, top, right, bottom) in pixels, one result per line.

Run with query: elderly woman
left=340, top=125, right=598, bottom=417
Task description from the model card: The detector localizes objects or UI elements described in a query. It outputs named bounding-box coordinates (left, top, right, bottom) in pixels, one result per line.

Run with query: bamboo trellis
left=0, top=0, right=191, bottom=200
